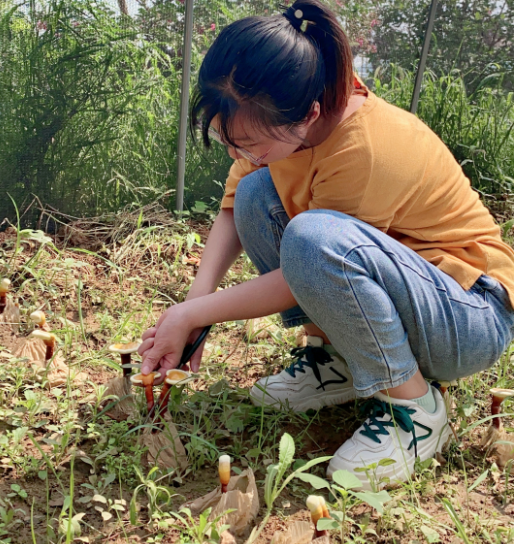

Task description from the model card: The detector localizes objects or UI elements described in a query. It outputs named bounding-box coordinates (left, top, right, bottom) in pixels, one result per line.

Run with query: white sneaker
left=327, top=385, right=452, bottom=491
left=249, top=336, right=356, bottom=412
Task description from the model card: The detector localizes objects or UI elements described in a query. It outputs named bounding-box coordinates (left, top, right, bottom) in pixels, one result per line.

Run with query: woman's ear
left=304, top=101, right=321, bottom=127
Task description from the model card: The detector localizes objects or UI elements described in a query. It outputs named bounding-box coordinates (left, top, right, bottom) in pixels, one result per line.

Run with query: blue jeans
left=233, top=168, right=514, bottom=397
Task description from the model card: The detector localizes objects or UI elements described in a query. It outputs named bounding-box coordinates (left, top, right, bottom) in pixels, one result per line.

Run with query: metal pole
left=175, top=0, right=195, bottom=212
left=410, top=0, right=438, bottom=114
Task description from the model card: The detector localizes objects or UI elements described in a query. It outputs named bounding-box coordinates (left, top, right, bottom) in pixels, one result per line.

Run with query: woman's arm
left=187, top=207, right=243, bottom=299
left=139, top=207, right=244, bottom=374
left=139, top=269, right=297, bottom=375
left=183, top=269, right=296, bottom=325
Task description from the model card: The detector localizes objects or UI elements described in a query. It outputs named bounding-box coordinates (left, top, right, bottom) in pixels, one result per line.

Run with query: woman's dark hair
left=190, top=0, right=354, bottom=149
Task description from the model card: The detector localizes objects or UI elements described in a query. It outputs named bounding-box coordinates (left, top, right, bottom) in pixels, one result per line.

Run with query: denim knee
left=281, top=210, right=361, bottom=290
left=281, top=212, right=325, bottom=293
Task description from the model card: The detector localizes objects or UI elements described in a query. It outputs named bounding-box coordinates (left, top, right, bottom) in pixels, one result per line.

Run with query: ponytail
left=282, top=0, right=354, bottom=115
left=191, top=0, right=354, bottom=148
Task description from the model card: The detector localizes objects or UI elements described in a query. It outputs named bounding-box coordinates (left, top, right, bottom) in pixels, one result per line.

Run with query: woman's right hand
left=140, top=324, right=209, bottom=373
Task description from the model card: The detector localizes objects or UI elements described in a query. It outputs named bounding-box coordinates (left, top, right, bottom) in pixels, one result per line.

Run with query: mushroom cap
left=306, top=495, right=323, bottom=514
left=30, top=310, right=46, bottom=324
left=30, top=330, right=56, bottom=344
left=0, top=278, right=11, bottom=293
left=165, top=368, right=193, bottom=385
left=219, top=454, right=231, bottom=467
left=130, top=371, right=161, bottom=385
left=490, top=388, right=514, bottom=400
left=109, top=341, right=141, bottom=354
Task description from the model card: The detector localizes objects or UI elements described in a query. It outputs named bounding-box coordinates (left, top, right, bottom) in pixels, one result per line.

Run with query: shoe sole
left=249, top=387, right=357, bottom=412
left=326, top=424, right=453, bottom=490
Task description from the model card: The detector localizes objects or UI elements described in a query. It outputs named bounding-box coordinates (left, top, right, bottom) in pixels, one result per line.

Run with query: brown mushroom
left=490, top=388, right=514, bottom=429
left=131, top=372, right=161, bottom=413
left=108, top=342, right=141, bottom=377
left=30, top=311, right=45, bottom=328
left=30, top=330, right=56, bottom=360
left=149, top=369, right=194, bottom=423
left=481, top=388, right=514, bottom=467
left=0, top=279, right=20, bottom=337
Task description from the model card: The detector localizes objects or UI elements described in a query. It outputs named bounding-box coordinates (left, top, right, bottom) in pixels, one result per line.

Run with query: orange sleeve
left=220, top=159, right=263, bottom=209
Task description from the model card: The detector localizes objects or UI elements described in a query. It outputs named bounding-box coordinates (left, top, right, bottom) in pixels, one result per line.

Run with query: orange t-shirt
left=221, top=84, right=514, bottom=308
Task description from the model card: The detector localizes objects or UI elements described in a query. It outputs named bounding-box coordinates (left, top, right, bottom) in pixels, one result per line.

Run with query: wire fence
left=1, top=0, right=513, bottom=228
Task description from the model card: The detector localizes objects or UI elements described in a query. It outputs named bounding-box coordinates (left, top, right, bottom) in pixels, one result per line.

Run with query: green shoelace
left=359, top=398, right=432, bottom=457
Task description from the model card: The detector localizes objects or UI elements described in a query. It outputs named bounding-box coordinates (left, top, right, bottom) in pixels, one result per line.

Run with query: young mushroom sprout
left=30, top=330, right=57, bottom=360
left=306, top=495, right=329, bottom=539
left=219, top=455, right=231, bottom=493
left=30, top=310, right=47, bottom=329
left=0, top=278, right=10, bottom=314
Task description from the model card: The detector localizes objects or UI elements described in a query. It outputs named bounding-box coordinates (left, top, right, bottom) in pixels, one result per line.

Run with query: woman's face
left=211, top=104, right=320, bottom=165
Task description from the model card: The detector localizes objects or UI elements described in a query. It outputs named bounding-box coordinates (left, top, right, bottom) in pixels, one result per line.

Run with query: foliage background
left=0, top=0, right=513, bottom=225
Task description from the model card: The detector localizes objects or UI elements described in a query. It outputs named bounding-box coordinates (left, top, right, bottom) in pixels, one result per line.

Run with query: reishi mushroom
left=490, top=388, right=514, bottom=428
left=108, top=342, right=141, bottom=377
left=0, top=279, right=20, bottom=336
left=149, top=368, right=194, bottom=422
left=131, top=372, right=161, bottom=413
left=481, top=387, right=514, bottom=467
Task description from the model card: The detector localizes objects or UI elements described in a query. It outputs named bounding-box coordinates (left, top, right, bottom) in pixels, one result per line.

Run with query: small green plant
left=297, top=469, right=391, bottom=542
left=0, top=497, right=24, bottom=542
left=91, top=420, right=146, bottom=485
left=167, top=506, right=232, bottom=544
left=130, top=466, right=179, bottom=525
left=7, top=484, right=27, bottom=501
left=247, top=433, right=332, bottom=544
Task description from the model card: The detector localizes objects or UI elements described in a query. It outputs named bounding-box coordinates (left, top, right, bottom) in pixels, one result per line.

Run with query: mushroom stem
left=0, top=294, right=6, bottom=315
left=492, top=395, right=506, bottom=430
left=219, top=455, right=230, bottom=493
left=121, top=353, right=131, bottom=377
left=148, top=382, right=172, bottom=427
left=142, top=374, right=156, bottom=413
left=45, top=339, right=55, bottom=361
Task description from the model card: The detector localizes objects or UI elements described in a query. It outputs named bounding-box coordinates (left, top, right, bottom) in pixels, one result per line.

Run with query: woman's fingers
left=190, top=339, right=207, bottom=372
left=138, top=337, right=155, bottom=357
left=141, top=327, right=157, bottom=341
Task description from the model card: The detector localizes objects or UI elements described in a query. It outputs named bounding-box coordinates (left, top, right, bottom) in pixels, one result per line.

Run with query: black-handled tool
left=177, top=325, right=212, bottom=369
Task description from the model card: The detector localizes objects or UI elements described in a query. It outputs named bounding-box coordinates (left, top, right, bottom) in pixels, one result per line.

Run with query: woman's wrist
left=167, top=299, right=201, bottom=331
left=185, top=281, right=216, bottom=301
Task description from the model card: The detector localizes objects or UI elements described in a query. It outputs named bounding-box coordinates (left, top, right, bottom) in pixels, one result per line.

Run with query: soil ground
left=0, top=213, right=514, bottom=544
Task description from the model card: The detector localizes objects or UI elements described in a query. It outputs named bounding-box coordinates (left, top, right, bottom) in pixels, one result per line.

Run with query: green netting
left=1, top=1, right=513, bottom=227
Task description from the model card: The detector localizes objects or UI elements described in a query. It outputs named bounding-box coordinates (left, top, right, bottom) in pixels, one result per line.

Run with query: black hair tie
left=282, top=5, right=305, bottom=31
